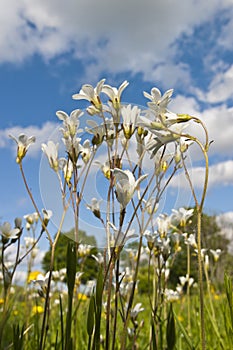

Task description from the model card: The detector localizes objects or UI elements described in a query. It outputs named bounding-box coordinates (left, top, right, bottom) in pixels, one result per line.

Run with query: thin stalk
left=105, top=256, right=114, bottom=350
left=39, top=205, right=68, bottom=350
left=111, top=258, right=120, bottom=350
left=19, top=163, right=52, bottom=245
left=187, top=243, right=191, bottom=334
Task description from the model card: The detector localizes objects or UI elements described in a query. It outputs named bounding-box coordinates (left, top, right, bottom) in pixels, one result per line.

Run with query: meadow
left=1, top=79, right=233, bottom=349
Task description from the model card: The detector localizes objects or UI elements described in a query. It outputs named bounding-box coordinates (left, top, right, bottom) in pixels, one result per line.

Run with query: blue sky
left=1, top=0, right=233, bottom=252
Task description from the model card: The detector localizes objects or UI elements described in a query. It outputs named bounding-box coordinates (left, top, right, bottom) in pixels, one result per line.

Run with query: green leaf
left=94, top=267, right=104, bottom=350
left=166, top=304, right=176, bottom=350
left=225, top=273, right=233, bottom=327
left=174, top=311, right=195, bottom=350
left=87, top=295, right=95, bottom=337
left=96, top=266, right=103, bottom=308
left=66, top=242, right=77, bottom=295
left=13, top=323, right=25, bottom=350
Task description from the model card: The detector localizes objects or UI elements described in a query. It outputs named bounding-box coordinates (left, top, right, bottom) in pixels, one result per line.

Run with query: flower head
left=41, top=141, right=59, bottom=172
left=9, top=133, right=36, bottom=163
left=113, top=168, right=148, bottom=208
left=171, top=208, right=194, bottom=227
left=59, top=158, right=74, bottom=183
left=86, top=197, right=102, bottom=219
left=109, top=222, right=137, bottom=248
left=130, top=303, right=144, bottom=320
left=42, top=209, right=52, bottom=228
left=62, top=136, right=81, bottom=163
left=102, top=80, right=129, bottom=110
left=121, top=104, right=140, bottom=139
left=95, top=160, right=111, bottom=179
left=156, top=214, right=171, bottom=238
left=72, top=79, right=105, bottom=113
left=183, top=233, right=197, bottom=248
left=56, top=109, right=83, bottom=138
left=80, top=139, right=92, bottom=163
left=143, top=87, right=173, bottom=116
left=210, top=249, right=221, bottom=262
left=0, top=222, right=20, bottom=241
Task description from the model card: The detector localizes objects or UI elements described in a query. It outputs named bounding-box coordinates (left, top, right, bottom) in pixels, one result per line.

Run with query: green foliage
left=166, top=304, right=176, bottom=350
left=12, top=323, right=25, bottom=350
left=65, top=242, right=77, bottom=350
left=169, top=208, right=231, bottom=289
left=42, top=229, right=99, bottom=284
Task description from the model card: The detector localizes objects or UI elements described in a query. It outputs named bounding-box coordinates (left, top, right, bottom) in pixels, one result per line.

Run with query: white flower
left=33, top=272, right=50, bottom=294
left=72, top=79, right=105, bottom=112
left=121, top=104, right=140, bottom=139
left=9, top=133, right=36, bottom=163
left=24, top=212, right=39, bottom=225
left=102, top=80, right=129, bottom=110
left=56, top=109, right=83, bottom=138
left=41, top=141, right=59, bottom=172
left=86, top=119, right=114, bottom=147
left=164, top=288, right=180, bottom=302
left=204, top=254, right=209, bottom=270
left=113, top=168, right=148, bottom=208
left=62, top=136, right=82, bottom=163
left=95, top=160, right=111, bottom=179
left=80, top=139, right=92, bottom=163
left=194, top=248, right=207, bottom=259
left=92, top=252, right=104, bottom=265
left=42, top=209, right=53, bottom=228
left=109, top=222, right=137, bottom=247
left=171, top=208, right=194, bottom=227
left=130, top=303, right=144, bottom=320
left=0, top=222, right=20, bottom=240
left=143, top=87, right=173, bottom=116
left=179, top=274, right=194, bottom=288
left=142, top=198, right=158, bottom=215
left=144, top=230, right=157, bottom=250
left=86, top=198, right=102, bottom=219
left=156, top=214, right=171, bottom=238
left=59, top=158, right=74, bottom=183
left=85, top=120, right=106, bottom=146
left=183, top=233, right=197, bottom=248
left=78, top=244, right=92, bottom=257
left=24, top=236, right=36, bottom=249
left=210, top=249, right=221, bottom=262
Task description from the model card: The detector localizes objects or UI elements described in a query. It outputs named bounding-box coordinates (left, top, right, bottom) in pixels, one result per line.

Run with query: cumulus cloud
left=0, top=0, right=232, bottom=87
left=0, top=121, right=59, bottom=156
left=170, top=95, right=233, bottom=159
left=195, top=65, right=233, bottom=103
left=170, top=160, right=233, bottom=190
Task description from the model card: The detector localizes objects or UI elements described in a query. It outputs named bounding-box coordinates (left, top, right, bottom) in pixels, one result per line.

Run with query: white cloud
left=196, top=65, right=233, bottom=103
left=0, top=121, right=59, bottom=156
left=170, top=160, right=233, bottom=190
left=170, top=95, right=233, bottom=159
left=0, top=0, right=232, bottom=87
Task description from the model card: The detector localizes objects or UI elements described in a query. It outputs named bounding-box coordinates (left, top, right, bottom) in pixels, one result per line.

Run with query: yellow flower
left=177, top=315, right=184, bottom=322
left=28, top=271, right=42, bottom=283
left=77, top=293, right=88, bottom=301
left=32, top=305, right=44, bottom=315
left=0, top=298, right=4, bottom=305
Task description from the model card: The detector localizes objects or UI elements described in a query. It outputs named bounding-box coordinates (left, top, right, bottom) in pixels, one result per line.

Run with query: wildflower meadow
left=1, top=80, right=233, bottom=349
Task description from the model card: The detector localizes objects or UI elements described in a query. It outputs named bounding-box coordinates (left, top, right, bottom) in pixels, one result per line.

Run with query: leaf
left=66, top=242, right=77, bottom=295
left=166, top=304, right=176, bottom=350
left=95, top=266, right=103, bottom=308
left=174, top=311, right=195, bottom=350
left=87, top=295, right=95, bottom=337
left=225, top=273, right=233, bottom=327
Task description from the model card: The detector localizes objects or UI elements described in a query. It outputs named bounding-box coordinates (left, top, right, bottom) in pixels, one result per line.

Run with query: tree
left=42, top=229, right=99, bottom=284
left=169, top=208, right=231, bottom=289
